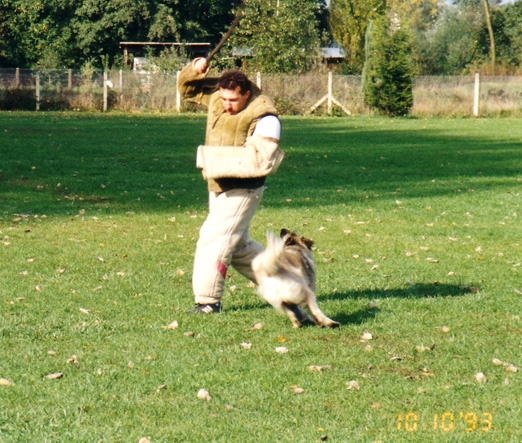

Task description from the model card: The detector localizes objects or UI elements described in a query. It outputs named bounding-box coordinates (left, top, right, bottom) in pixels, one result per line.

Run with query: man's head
left=218, top=70, right=251, bottom=115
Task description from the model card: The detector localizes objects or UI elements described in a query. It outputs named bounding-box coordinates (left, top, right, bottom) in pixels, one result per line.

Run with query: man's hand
left=193, top=58, right=208, bottom=75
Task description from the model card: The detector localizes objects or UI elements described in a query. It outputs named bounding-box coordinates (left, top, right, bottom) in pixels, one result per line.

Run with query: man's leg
left=192, top=187, right=264, bottom=305
left=230, top=230, right=264, bottom=283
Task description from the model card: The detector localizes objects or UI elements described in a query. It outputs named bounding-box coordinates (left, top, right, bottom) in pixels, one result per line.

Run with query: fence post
left=68, top=69, right=72, bottom=90
left=35, top=73, right=40, bottom=111
left=15, top=68, right=20, bottom=87
left=256, top=72, right=261, bottom=89
left=103, top=70, right=108, bottom=112
left=473, top=73, right=480, bottom=117
left=327, top=71, right=333, bottom=114
left=119, top=69, right=123, bottom=94
left=176, top=70, right=181, bottom=112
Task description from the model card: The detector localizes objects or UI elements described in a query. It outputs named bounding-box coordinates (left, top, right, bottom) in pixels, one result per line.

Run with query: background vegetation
left=1, top=0, right=522, bottom=74
left=1, top=112, right=521, bottom=441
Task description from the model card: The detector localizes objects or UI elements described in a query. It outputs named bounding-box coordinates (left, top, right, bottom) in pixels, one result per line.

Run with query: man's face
left=220, top=86, right=250, bottom=115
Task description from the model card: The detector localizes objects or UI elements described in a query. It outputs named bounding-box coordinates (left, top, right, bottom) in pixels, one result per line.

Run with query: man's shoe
left=189, top=302, right=222, bottom=314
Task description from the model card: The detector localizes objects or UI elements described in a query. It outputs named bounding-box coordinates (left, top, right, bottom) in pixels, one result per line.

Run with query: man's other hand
left=193, top=58, right=208, bottom=75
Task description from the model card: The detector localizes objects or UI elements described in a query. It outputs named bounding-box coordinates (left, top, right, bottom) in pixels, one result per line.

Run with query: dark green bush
left=362, top=15, right=414, bottom=116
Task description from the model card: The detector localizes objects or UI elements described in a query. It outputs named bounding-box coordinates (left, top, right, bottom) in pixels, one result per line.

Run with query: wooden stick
left=206, top=2, right=246, bottom=63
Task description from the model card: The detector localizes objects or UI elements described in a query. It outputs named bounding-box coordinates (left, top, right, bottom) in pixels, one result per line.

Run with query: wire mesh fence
left=1, top=68, right=521, bottom=116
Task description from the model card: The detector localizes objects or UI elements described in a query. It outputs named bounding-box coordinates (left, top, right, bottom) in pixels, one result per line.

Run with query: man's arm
left=177, top=58, right=218, bottom=107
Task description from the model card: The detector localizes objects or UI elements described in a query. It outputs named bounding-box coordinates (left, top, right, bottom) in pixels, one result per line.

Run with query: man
left=178, top=57, right=282, bottom=313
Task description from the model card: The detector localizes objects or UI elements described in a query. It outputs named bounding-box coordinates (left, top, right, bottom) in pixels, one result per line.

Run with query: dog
left=252, top=229, right=340, bottom=328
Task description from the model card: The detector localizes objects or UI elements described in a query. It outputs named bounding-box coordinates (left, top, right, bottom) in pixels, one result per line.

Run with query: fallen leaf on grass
left=475, top=372, right=487, bottom=384
left=240, top=342, right=252, bottom=349
left=79, top=308, right=90, bottom=315
left=515, top=289, right=522, bottom=295
left=361, top=332, right=373, bottom=342
left=139, top=438, right=152, bottom=443
left=492, top=358, right=518, bottom=372
left=416, top=345, right=435, bottom=353
left=161, top=320, right=179, bottom=330
left=244, top=322, right=263, bottom=331
left=275, top=347, right=288, bottom=354
left=290, top=385, right=305, bottom=395
left=0, top=378, right=14, bottom=386
left=197, top=388, right=212, bottom=401
left=45, top=372, right=63, bottom=380
left=66, top=355, right=79, bottom=365
left=347, top=380, right=360, bottom=391
left=308, top=365, right=332, bottom=372
left=156, top=384, right=167, bottom=393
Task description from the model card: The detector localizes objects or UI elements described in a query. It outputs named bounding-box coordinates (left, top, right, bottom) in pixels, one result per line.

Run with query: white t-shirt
left=253, top=115, right=281, bottom=140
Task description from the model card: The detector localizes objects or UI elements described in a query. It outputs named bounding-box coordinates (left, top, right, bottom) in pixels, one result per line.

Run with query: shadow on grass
left=1, top=113, right=521, bottom=216
left=224, top=282, right=474, bottom=326
left=326, top=282, right=475, bottom=302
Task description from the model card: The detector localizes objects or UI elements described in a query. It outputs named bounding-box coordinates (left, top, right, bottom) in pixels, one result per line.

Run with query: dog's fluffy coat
left=252, top=229, right=339, bottom=328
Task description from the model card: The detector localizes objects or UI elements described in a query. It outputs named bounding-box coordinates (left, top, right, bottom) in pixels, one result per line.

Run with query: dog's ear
left=280, top=228, right=290, bottom=238
left=284, top=235, right=297, bottom=247
left=303, top=237, right=314, bottom=249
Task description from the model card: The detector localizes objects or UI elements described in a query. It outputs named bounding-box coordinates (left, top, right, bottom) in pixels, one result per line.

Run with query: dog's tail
left=259, top=229, right=284, bottom=276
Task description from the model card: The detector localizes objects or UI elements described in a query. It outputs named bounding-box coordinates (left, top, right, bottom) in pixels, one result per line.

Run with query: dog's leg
left=281, top=302, right=306, bottom=328
left=305, top=291, right=340, bottom=328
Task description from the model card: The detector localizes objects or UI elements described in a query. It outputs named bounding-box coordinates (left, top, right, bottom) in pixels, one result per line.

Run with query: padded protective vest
left=205, top=90, right=278, bottom=147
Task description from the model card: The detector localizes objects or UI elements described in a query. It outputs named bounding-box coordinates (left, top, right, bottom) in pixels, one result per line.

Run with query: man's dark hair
left=218, top=70, right=250, bottom=95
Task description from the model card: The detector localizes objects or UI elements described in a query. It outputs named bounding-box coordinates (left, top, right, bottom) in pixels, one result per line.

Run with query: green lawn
left=1, top=112, right=521, bottom=442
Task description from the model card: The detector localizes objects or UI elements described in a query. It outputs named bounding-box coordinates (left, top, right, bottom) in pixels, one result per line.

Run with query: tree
left=482, top=0, right=495, bottom=66
left=503, top=0, right=522, bottom=67
left=362, top=14, right=414, bottom=116
left=329, top=0, right=386, bottom=73
left=416, top=2, right=486, bottom=74
left=229, top=0, right=324, bottom=73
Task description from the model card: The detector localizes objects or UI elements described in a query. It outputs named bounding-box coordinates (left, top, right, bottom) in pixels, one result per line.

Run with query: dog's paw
left=319, top=320, right=340, bottom=328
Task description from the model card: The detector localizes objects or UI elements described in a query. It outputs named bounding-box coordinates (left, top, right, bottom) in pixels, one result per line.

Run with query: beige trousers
left=193, top=187, right=265, bottom=304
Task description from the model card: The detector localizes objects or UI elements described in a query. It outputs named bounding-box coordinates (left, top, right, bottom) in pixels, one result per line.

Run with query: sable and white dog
left=252, top=229, right=340, bottom=328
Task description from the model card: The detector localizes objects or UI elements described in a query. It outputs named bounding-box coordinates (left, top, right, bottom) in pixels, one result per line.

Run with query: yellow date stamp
left=397, top=412, right=493, bottom=432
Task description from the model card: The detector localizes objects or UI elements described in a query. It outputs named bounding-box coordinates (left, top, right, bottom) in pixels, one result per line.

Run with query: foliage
left=229, top=0, right=324, bottom=74
left=329, top=0, right=386, bottom=74
left=1, top=113, right=522, bottom=441
left=0, top=0, right=241, bottom=69
left=362, top=14, right=414, bottom=116
left=1, top=0, right=522, bottom=73
left=499, top=0, right=522, bottom=68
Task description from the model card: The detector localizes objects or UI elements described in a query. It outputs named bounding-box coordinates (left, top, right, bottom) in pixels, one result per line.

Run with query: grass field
left=1, top=112, right=521, bottom=442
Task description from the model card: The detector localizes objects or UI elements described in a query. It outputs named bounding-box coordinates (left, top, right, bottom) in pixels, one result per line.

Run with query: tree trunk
left=482, top=0, right=496, bottom=68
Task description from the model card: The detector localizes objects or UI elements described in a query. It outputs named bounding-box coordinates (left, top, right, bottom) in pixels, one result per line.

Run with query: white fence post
left=473, top=73, right=480, bottom=117
left=256, top=72, right=261, bottom=89
left=103, top=70, right=108, bottom=112
left=15, top=68, right=20, bottom=87
left=327, top=71, right=333, bottom=114
left=35, top=73, right=40, bottom=111
left=176, top=70, right=181, bottom=112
